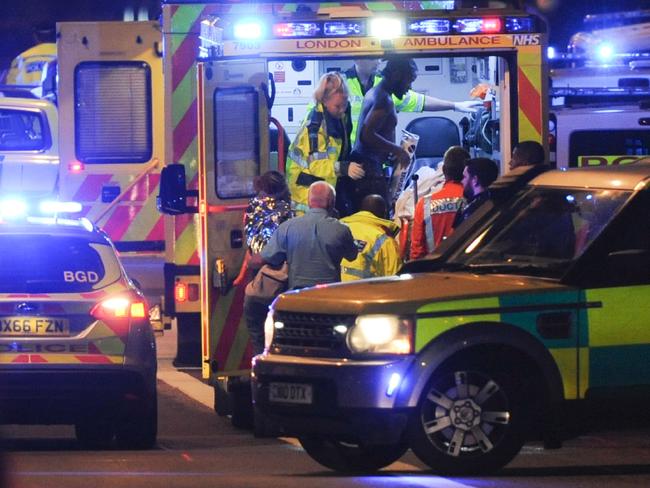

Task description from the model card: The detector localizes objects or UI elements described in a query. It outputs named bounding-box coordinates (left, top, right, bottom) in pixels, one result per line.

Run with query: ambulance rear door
left=197, top=59, right=269, bottom=380
left=56, top=21, right=165, bottom=299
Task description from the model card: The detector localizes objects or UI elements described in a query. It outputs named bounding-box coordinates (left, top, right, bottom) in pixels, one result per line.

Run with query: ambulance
left=157, top=0, right=548, bottom=425
left=55, top=21, right=166, bottom=331
left=548, top=10, right=650, bottom=168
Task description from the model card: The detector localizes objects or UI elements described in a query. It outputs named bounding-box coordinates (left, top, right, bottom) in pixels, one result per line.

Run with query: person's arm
left=340, top=225, right=359, bottom=262
left=410, top=198, right=427, bottom=260
left=393, top=90, right=481, bottom=113
left=260, top=224, right=287, bottom=266
left=378, top=236, right=403, bottom=276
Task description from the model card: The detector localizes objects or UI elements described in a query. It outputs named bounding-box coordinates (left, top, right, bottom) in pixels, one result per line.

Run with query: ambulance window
left=569, top=130, right=650, bottom=167
left=0, top=108, right=50, bottom=151
left=74, top=61, right=152, bottom=164
left=213, top=87, right=259, bottom=199
left=0, top=237, right=109, bottom=293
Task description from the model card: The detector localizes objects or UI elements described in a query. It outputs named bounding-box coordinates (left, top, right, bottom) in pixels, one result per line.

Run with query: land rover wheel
left=299, top=437, right=408, bottom=473
left=408, top=362, right=527, bottom=475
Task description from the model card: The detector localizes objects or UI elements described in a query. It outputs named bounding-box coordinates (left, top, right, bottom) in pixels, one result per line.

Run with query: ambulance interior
left=267, top=54, right=509, bottom=174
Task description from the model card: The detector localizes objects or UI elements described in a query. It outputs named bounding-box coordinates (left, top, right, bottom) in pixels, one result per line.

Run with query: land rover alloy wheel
left=408, top=361, right=527, bottom=474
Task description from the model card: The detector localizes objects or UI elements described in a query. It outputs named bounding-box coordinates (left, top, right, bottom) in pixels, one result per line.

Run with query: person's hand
left=454, top=100, right=483, bottom=113
left=395, top=148, right=411, bottom=169
left=347, top=162, right=365, bottom=180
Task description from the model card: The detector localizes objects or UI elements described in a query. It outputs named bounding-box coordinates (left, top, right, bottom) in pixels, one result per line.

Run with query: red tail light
left=91, top=293, right=148, bottom=327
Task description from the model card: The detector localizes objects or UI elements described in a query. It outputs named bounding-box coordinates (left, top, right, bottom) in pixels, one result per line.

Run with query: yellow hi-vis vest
left=344, top=68, right=425, bottom=145
left=340, top=211, right=402, bottom=281
left=286, top=103, right=349, bottom=215
left=5, top=43, right=57, bottom=86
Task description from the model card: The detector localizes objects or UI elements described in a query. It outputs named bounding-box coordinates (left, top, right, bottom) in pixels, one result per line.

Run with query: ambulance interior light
left=273, top=22, right=321, bottom=38
left=323, top=21, right=365, bottom=37
left=234, top=21, right=263, bottom=40
left=407, top=19, right=450, bottom=35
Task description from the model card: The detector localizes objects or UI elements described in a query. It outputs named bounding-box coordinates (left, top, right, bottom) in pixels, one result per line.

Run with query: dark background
left=0, top=0, right=646, bottom=71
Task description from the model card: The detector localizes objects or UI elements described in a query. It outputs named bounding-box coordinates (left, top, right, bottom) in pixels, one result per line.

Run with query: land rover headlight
left=347, top=315, right=414, bottom=354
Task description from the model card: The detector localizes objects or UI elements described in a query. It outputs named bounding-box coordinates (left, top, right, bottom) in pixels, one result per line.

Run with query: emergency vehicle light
left=505, top=17, right=534, bottom=33
left=234, top=21, right=263, bottom=40
left=369, top=18, right=403, bottom=40
left=68, top=161, right=85, bottom=173
left=454, top=18, right=502, bottom=34
left=92, top=294, right=148, bottom=322
left=0, top=199, right=27, bottom=219
left=323, top=21, right=365, bottom=37
left=273, top=22, right=321, bottom=38
left=407, top=19, right=451, bottom=35
left=39, top=201, right=83, bottom=214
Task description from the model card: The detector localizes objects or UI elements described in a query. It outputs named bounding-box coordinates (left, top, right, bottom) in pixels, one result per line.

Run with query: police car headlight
left=347, top=315, right=414, bottom=354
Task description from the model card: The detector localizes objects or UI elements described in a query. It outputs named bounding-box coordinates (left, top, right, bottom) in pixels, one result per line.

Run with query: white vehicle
left=0, top=88, right=59, bottom=206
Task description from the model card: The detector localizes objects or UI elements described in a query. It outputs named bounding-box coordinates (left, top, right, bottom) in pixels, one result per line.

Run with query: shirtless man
left=345, top=57, right=418, bottom=211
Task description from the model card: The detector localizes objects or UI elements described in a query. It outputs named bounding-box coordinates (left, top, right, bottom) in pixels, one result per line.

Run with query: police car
left=0, top=215, right=157, bottom=449
left=253, top=161, right=650, bottom=473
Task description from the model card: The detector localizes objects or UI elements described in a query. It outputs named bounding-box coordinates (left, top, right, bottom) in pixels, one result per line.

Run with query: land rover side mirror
left=157, top=163, right=198, bottom=215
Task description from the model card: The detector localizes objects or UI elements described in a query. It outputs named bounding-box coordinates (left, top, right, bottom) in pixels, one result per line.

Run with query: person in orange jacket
left=410, top=146, right=469, bottom=259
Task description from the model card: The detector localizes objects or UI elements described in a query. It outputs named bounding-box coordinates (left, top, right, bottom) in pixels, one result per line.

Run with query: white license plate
left=0, top=317, right=70, bottom=336
left=269, top=382, right=313, bottom=405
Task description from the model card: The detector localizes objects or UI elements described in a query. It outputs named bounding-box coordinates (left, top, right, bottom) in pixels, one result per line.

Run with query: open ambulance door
left=197, top=59, right=270, bottom=382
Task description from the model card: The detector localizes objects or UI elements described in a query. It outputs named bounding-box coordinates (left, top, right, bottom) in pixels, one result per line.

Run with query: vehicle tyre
left=214, top=382, right=231, bottom=417
left=230, top=387, right=253, bottom=429
left=407, top=357, right=529, bottom=475
left=115, top=395, right=158, bottom=450
left=75, top=418, right=114, bottom=449
left=299, top=437, right=408, bottom=473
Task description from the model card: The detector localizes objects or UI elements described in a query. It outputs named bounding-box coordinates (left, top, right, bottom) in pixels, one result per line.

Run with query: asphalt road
left=1, top=330, right=650, bottom=488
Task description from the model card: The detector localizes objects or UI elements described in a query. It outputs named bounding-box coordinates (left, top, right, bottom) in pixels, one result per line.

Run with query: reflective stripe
left=309, top=152, right=329, bottom=161
left=289, top=147, right=310, bottom=169
left=395, top=90, right=425, bottom=113
left=342, top=266, right=372, bottom=279
left=423, top=195, right=435, bottom=254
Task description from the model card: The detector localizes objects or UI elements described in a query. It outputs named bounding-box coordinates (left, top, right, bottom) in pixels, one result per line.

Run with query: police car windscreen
left=0, top=236, right=107, bottom=293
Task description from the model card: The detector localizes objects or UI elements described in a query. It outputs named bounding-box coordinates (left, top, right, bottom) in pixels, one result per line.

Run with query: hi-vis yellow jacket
left=340, top=211, right=402, bottom=281
left=5, top=43, right=57, bottom=86
left=286, top=103, right=350, bottom=215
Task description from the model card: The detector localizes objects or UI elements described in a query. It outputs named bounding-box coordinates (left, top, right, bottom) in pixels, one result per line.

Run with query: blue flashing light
left=234, top=21, right=263, bottom=40
left=273, top=22, right=321, bottom=38
left=39, top=201, right=83, bottom=214
left=565, top=194, right=575, bottom=203
left=597, top=43, right=615, bottom=62
left=386, top=373, right=402, bottom=397
left=324, top=21, right=365, bottom=37
left=505, top=17, right=534, bottom=33
left=0, top=199, right=27, bottom=219
left=407, top=19, right=450, bottom=35
left=547, top=46, right=556, bottom=59
left=454, top=18, right=483, bottom=34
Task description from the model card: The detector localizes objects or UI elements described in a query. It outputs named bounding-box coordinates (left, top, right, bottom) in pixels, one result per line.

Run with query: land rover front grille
left=270, top=311, right=356, bottom=357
